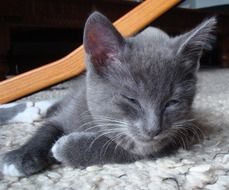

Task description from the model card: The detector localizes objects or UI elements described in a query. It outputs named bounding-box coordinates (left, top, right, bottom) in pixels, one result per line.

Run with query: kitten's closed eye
left=121, top=94, right=141, bottom=108
left=165, top=99, right=180, bottom=109
left=121, top=94, right=138, bottom=104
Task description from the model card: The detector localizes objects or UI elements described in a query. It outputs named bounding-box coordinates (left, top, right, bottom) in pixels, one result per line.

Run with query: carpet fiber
left=0, top=69, right=229, bottom=190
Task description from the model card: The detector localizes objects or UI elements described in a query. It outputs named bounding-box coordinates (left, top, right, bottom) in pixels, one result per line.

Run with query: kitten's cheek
left=161, top=116, right=172, bottom=130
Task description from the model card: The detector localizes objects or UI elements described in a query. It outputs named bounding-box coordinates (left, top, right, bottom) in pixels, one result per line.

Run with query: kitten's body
left=0, top=12, right=216, bottom=177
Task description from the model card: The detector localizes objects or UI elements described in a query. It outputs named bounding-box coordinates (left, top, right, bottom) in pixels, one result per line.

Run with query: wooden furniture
left=0, top=0, right=180, bottom=103
left=0, top=0, right=144, bottom=78
left=0, top=0, right=139, bottom=79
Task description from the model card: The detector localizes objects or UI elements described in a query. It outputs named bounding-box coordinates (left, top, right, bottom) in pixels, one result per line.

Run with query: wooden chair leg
left=0, top=0, right=180, bottom=104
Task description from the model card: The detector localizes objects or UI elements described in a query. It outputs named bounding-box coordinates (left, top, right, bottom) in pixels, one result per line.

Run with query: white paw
left=12, top=106, right=41, bottom=123
left=2, top=163, right=24, bottom=177
left=51, top=135, right=69, bottom=163
left=35, top=100, right=56, bottom=116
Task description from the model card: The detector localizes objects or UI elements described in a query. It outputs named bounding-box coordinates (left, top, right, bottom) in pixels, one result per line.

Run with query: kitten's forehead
left=112, top=27, right=180, bottom=98
left=122, top=28, right=177, bottom=82
left=125, top=27, right=175, bottom=68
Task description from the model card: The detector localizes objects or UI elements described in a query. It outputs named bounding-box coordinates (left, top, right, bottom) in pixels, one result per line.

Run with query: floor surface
left=0, top=69, right=229, bottom=190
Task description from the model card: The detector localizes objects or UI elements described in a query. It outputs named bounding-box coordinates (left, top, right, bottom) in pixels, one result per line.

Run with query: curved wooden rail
left=0, top=0, right=180, bottom=103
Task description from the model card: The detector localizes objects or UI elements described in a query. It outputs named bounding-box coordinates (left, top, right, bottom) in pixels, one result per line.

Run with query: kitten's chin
left=105, top=132, right=172, bottom=156
left=129, top=133, right=173, bottom=156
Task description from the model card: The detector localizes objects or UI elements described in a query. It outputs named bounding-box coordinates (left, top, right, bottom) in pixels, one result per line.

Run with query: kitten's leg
left=51, top=132, right=140, bottom=168
left=1, top=123, right=63, bottom=176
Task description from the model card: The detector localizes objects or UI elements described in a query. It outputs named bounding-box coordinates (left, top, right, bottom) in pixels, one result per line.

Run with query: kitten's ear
left=176, top=17, right=217, bottom=71
left=83, top=12, right=124, bottom=72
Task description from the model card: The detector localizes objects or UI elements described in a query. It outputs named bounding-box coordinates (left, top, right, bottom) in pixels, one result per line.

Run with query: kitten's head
left=83, top=12, right=216, bottom=156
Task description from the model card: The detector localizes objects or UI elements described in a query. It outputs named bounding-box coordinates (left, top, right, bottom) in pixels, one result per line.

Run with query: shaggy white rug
left=0, top=69, right=229, bottom=190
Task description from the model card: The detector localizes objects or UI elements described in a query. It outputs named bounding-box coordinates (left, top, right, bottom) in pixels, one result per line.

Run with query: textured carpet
left=0, top=68, right=229, bottom=190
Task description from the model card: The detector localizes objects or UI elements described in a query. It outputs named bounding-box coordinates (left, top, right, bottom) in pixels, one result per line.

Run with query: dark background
left=0, top=0, right=228, bottom=80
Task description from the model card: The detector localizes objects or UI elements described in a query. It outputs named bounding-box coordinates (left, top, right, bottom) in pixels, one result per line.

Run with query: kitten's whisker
left=113, top=133, right=129, bottom=155
left=184, top=123, right=204, bottom=143
left=100, top=132, right=126, bottom=158
left=191, top=123, right=205, bottom=138
left=87, top=128, right=127, bottom=151
left=78, top=110, right=91, bottom=118
left=163, top=131, right=178, bottom=149
left=83, top=123, right=127, bottom=133
left=172, top=119, right=204, bottom=147
left=114, top=136, right=124, bottom=153
left=182, top=125, right=199, bottom=141
left=87, top=132, right=114, bottom=152
left=76, top=121, right=97, bottom=131
left=77, top=121, right=127, bottom=132
left=170, top=128, right=188, bottom=149
left=92, top=117, right=128, bottom=125
left=93, top=128, right=126, bottom=136
left=173, top=118, right=196, bottom=126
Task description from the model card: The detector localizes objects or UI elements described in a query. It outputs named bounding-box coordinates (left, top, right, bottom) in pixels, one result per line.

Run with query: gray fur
left=1, top=12, right=216, bottom=176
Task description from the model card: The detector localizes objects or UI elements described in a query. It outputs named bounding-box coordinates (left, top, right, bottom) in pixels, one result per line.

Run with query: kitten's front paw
left=1, top=148, right=51, bottom=177
left=51, top=135, right=69, bottom=164
left=1, top=162, right=24, bottom=177
left=51, top=133, right=94, bottom=167
left=1, top=150, right=26, bottom=177
left=0, top=154, right=23, bottom=177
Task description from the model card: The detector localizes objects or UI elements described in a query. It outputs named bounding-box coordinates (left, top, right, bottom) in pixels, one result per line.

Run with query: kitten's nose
left=144, top=108, right=162, bottom=137
left=147, top=128, right=161, bottom=137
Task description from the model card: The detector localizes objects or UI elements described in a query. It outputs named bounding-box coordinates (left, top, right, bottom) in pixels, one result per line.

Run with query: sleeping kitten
left=0, top=12, right=216, bottom=177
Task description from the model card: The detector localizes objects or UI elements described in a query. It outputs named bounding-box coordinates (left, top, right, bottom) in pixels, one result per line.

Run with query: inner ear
left=83, top=12, right=124, bottom=66
left=176, top=17, right=216, bottom=55
left=175, top=17, right=216, bottom=71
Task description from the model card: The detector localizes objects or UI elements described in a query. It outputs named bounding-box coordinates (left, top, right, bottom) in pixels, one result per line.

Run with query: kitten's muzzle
left=135, top=128, right=162, bottom=143
left=147, top=128, right=162, bottom=138
left=143, top=127, right=162, bottom=139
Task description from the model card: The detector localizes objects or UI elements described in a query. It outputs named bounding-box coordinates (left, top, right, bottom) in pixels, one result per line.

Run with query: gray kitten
left=1, top=12, right=216, bottom=177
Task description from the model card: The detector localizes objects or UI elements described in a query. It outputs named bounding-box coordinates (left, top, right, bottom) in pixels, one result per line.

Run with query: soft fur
left=0, top=12, right=216, bottom=176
